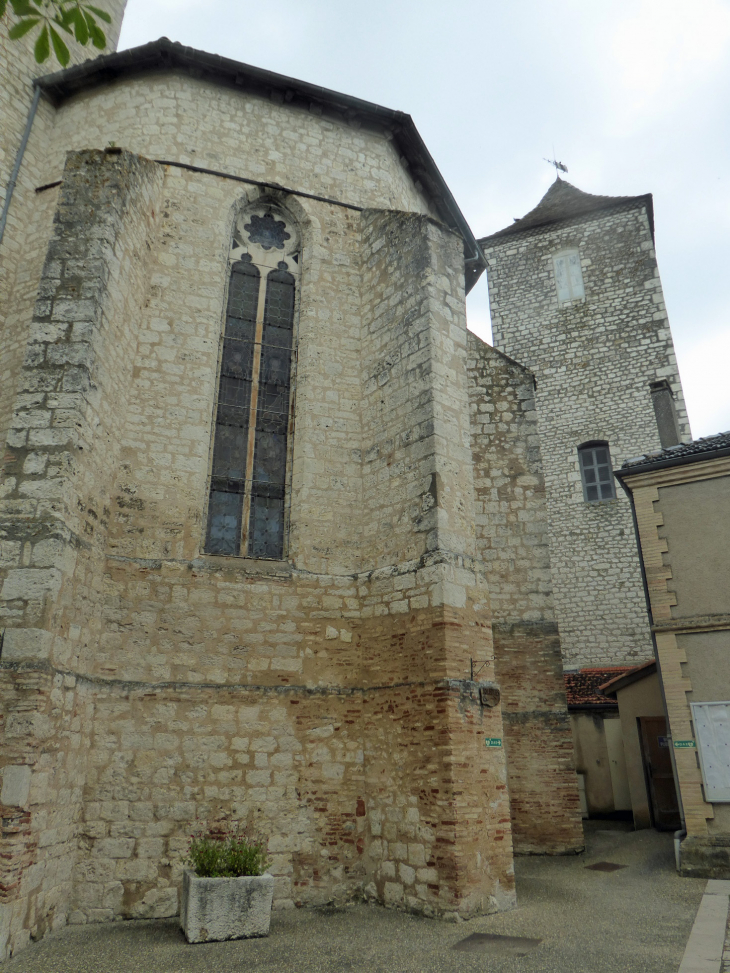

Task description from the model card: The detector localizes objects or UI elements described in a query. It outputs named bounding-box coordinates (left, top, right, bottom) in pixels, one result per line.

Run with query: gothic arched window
left=205, top=205, right=299, bottom=559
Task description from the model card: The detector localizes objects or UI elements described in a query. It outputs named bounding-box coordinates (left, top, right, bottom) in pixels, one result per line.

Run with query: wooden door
left=638, top=716, right=681, bottom=831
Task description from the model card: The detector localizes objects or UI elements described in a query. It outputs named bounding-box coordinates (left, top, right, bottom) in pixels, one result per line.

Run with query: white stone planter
left=180, top=869, right=274, bottom=943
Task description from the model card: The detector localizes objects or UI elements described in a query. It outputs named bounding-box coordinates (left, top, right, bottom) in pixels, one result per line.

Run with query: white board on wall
left=692, top=702, right=730, bottom=802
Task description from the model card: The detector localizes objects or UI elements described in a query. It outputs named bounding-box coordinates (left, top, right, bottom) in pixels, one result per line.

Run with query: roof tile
left=621, top=430, right=730, bottom=473
left=479, top=178, right=650, bottom=243
left=564, top=668, right=632, bottom=707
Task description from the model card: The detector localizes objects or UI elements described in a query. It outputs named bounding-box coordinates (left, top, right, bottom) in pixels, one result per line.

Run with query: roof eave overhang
left=567, top=703, right=619, bottom=712
left=616, top=444, right=730, bottom=482
left=599, top=661, right=657, bottom=697
left=34, top=38, right=486, bottom=293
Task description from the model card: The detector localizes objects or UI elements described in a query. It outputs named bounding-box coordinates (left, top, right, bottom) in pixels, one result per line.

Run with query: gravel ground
left=1, top=822, right=706, bottom=973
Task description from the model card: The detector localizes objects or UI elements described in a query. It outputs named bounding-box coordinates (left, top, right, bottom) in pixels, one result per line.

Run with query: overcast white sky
left=119, top=0, right=730, bottom=438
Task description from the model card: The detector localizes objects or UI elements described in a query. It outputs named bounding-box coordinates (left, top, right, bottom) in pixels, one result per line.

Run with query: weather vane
left=544, top=156, right=568, bottom=175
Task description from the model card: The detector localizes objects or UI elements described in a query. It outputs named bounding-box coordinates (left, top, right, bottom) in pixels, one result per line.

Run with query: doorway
left=638, top=716, right=681, bottom=831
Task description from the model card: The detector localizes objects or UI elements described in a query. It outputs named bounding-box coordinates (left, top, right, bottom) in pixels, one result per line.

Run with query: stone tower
left=479, top=178, right=691, bottom=669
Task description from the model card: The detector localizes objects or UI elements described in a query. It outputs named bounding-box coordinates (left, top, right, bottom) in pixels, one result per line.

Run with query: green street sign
left=485, top=738, right=502, bottom=748
left=674, top=740, right=696, bottom=749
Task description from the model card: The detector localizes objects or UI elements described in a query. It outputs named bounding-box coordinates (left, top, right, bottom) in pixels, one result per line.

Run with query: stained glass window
left=205, top=217, right=297, bottom=559
left=248, top=265, right=295, bottom=559
left=578, top=443, right=616, bottom=502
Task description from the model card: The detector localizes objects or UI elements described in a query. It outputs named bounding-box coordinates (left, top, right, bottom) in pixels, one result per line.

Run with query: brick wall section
left=467, top=336, right=582, bottom=853
left=61, top=557, right=513, bottom=921
left=482, top=199, right=690, bottom=668
left=356, top=212, right=514, bottom=908
left=492, top=624, right=582, bottom=853
left=0, top=669, right=92, bottom=955
left=67, top=660, right=513, bottom=923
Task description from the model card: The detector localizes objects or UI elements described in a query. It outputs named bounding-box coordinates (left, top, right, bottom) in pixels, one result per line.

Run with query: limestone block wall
left=0, top=2, right=126, bottom=202
left=2, top=68, right=439, bottom=574
left=359, top=209, right=476, bottom=567
left=355, top=212, right=514, bottom=911
left=0, top=148, right=163, bottom=958
left=482, top=200, right=690, bottom=668
left=467, top=336, right=582, bottom=853
left=1, top=149, right=163, bottom=636
left=0, top=2, right=127, bottom=452
left=0, top=147, right=517, bottom=955
left=45, top=73, right=433, bottom=220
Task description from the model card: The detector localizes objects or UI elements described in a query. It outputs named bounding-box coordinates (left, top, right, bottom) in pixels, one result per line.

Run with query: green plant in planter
left=186, top=826, right=271, bottom=878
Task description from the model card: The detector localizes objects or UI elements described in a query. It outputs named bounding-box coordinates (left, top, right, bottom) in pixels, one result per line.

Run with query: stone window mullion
left=240, top=269, right=270, bottom=554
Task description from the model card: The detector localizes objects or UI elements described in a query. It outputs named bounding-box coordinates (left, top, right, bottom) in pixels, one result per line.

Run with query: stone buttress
left=467, top=336, right=583, bottom=853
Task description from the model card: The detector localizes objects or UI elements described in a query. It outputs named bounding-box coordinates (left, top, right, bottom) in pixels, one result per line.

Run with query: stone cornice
left=652, top=613, right=730, bottom=635
left=618, top=454, right=730, bottom=489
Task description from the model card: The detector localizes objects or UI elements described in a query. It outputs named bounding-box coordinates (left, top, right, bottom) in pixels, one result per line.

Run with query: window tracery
left=205, top=202, right=300, bottom=559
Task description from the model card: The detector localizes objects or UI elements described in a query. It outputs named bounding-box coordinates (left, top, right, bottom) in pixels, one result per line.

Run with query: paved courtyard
left=1, top=823, right=709, bottom=973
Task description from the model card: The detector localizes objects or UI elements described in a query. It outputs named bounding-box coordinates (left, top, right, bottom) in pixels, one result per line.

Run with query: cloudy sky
left=119, top=0, right=730, bottom=437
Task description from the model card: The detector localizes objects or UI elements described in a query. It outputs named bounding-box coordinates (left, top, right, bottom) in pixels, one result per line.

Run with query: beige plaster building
left=616, top=431, right=730, bottom=877
left=601, top=660, right=678, bottom=831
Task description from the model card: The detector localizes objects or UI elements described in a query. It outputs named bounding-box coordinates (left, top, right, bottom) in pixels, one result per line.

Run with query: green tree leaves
left=1, top=0, right=109, bottom=64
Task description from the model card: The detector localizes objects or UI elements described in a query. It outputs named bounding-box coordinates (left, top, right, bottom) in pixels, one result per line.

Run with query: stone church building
left=0, top=3, right=688, bottom=957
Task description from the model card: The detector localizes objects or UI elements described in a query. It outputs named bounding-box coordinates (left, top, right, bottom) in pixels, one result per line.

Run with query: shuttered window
left=553, top=250, right=585, bottom=303
left=578, top=442, right=616, bottom=502
left=692, top=702, right=730, bottom=802
left=205, top=210, right=297, bottom=559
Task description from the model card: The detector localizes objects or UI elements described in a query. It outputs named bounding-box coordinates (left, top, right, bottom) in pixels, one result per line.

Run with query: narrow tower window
left=553, top=250, right=585, bottom=303
left=205, top=205, right=299, bottom=559
left=578, top=442, right=615, bottom=502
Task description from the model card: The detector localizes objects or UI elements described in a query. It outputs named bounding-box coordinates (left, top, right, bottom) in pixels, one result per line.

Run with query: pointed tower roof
left=479, top=178, right=653, bottom=245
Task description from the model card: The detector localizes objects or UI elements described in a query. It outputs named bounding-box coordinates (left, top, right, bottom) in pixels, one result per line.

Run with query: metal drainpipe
left=0, top=84, right=41, bottom=249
